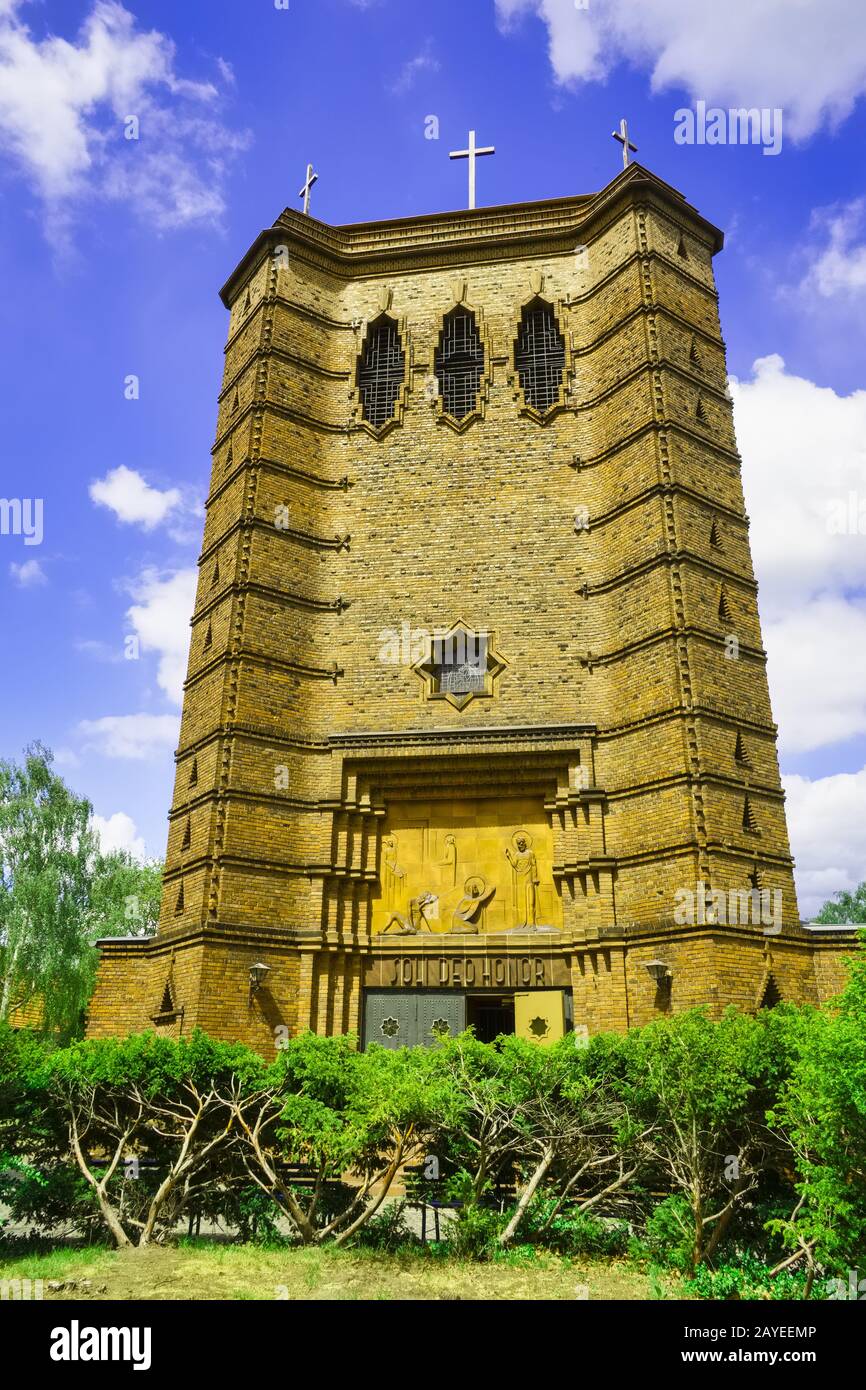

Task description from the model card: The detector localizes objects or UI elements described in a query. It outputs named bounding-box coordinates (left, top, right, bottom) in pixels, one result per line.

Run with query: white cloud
left=9, top=557, right=46, bottom=586
left=731, top=354, right=866, bottom=618
left=92, top=809, right=147, bottom=859
left=0, top=0, right=249, bottom=232
left=798, top=198, right=866, bottom=299
left=495, top=0, right=866, bottom=140
left=784, top=768, right=866, bottom=917
left=763, top=599, right=866, bottom=754
left=78, top=711, right=179, bottom=759
left=125, top=566, right=196, bottom=704
left=730, top=355, right=866, bottom=914
left=390, top=40, right=440, bottom=95
left=731, top=356, right=866, bottom=756
left=90, top=465, right=181, bottom=529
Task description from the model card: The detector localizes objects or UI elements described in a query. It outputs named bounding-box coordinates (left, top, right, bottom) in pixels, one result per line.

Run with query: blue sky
left=0, top=0, right=864, bottom=914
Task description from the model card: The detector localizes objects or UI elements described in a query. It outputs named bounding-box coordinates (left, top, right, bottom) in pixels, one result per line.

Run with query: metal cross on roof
left=298, top=162, right=318, bottom=215
left=612, top=118, right=638, bottom=170
left=449, top=129, right=495, bottom=210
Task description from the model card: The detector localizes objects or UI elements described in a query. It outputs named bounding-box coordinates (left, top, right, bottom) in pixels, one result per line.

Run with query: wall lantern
left=249, top=961, right=271, bottom=996
left=644, top=959, right=672, bottom=985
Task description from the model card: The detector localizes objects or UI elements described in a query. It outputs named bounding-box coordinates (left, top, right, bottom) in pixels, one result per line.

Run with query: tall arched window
left=357, top=316, right=405, bottom=427
left=434, top=308, right=484, bottom=420
left=514, top=299, right=565, bottom=413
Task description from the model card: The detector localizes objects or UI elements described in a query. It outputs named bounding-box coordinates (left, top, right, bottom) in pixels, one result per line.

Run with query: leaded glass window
left=434, top=308, right=484, bottom=420
left=515, top=299, right=565, bottom=412
left=357, top=316, right=405, bottom=427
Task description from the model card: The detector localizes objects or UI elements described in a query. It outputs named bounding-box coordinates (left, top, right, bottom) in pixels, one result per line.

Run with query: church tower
left=88, top=162, right=851, bottom=1052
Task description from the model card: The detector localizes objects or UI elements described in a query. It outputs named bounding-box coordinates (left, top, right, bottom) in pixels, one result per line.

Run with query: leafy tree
left=0, top=744, right=99, bottom=1035
left=622, top=1008, right=770, bottom=1273
left=49, top=1031, right=256, bottom=1247
left=814, top=881, right=866, bottom=924
left=429, top=1031, right=647, bottom=1247
left=767, top=936, right=866, bottom=1286
left=0, top=744, right=162, bottom=1037
left=336, top=1040, right=456, bottom=1245
left=84, top=850, right=162, bottom=941
left=228, top=1033, right=447, bottom=1246
left=0, top=1022, right=81, bottom=1239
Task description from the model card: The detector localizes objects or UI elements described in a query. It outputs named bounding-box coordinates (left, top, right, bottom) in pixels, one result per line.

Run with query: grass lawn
left=0, top=1242, right=686, bottom=1301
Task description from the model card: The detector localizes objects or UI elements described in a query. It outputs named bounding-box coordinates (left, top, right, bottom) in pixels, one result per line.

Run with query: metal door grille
left=515, top=301, right=565, bottom=412
left=434, top=310, right=484, bottom=420
left=357, top=317, right=405, bottom=427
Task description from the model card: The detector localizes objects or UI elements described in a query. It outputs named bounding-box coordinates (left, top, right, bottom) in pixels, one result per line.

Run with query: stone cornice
left=328, top=721, right=596, bottom=750
left=218, top=164, right=724, bottom=306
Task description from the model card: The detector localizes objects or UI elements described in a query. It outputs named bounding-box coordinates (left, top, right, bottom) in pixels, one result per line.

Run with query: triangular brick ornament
left=225, top=443, right=233, bottom=469
left=159, top=979, right=175, bottom=1014
left=677, top=232, right=689, bottom=259
left=695, top=395, right=708, bottom=425
left=211, top=560, right=220, bottom=588
left=734, top=731, right=750, bottom=766
left=743, top=794, right=757, bottom=832
left=718, top=587, right=732, bottom=624
left=231, top=388, right=239, bottom=413
left=709, top=517, right=723, bottom=550
left=203, top=622, right=213, bottom=650
left=175, top=882, right=185, bottom=914
left=748, top=864, right=762, bottom=890
left=181, top=817, right=191, bottom=850
left=189, top=757, right=198, bottom=788
left=243, top=287, right=251, bottom=312
left=689, top=337, right=703, bottom=370
left=759, top=974, right=781, bottom=1009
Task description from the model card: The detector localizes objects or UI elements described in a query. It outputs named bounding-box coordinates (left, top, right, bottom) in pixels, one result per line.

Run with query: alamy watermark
left=674, top=102, right=783, bottom=157
left=0, top=497, right=43, bottom=545
left=377, top=622, right=488, bottom=668
left=826, top=491, right=866, bottom=535
left=674, top=880, right=782, bottom=934
left=826, top=1269, right=866, bottom=1299
left=1, top=1277, right=43, bottom=1300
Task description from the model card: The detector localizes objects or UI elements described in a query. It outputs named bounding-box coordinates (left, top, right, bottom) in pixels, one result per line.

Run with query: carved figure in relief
left=382, top=892, right=437, bottom=935
left=440, top=834, right=457, bottom=888
left=505, top=831, right=539, bottom=927
left=381, top=834, right=406, bottom=911
left=450, top=876, right=495, bottom=934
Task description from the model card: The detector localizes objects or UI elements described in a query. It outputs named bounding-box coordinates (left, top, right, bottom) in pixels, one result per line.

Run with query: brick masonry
left=86, top=164, right=857, bottom=1054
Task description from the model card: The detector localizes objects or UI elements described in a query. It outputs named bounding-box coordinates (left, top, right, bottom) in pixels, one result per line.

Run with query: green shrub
left=350, top=1201, right=416, bottom=1252
left=446, top=1205, right=506, bottom=1260
left=229, top=1187, right=289, bottom=1246
left=683, top=1252, right=811, bottom=1301
left=642, top=1195, right=695, bottom=1272
left=519, top=1198, right=630, bottom=1255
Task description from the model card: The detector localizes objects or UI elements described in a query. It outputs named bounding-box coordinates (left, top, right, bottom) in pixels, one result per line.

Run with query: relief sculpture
left=450, top=876, right=495, bottom=934
left=505, top=831, right=539, bottom=928
left=373, top=806, right=559, bottom=935
left=382, top=834, right=406, bottom=911
left=381, top=891, right=437, bottom=935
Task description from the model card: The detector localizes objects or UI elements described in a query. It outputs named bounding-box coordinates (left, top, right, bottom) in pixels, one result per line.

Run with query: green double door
left=363, top=991, right=465, bottom=1049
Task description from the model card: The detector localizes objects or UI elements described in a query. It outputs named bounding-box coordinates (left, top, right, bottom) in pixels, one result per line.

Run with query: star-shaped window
left=412, top=621, right=507, bottom=711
